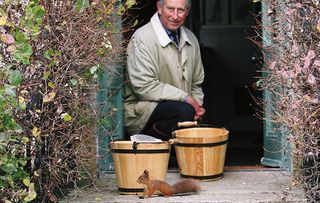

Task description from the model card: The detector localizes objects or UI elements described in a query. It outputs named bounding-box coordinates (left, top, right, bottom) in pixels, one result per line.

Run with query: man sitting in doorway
left=124, top=0, right=206, bottom=140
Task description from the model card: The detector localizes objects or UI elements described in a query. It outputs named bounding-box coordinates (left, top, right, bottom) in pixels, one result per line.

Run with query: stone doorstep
left=61, top=169, right=307, bottom=203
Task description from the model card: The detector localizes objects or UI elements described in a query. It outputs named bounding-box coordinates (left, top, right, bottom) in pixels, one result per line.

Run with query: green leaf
left=100, top=118, right=112, bottom=128
left=112, top=108, right=118, bottom=113
left=2, top=115, right=15, bottom=129
left=0, top=144, right=5, bottom=151
left=13, top=124, right=23, bottom=133
left=21, top=136, right=29, bottom=144
left=15, top=31, right=27, bottom=43
left=19, top=159, right=27, bottom=167
left=33, top=5, right=45, bottom=19
left=76, top=0, right=90, bottom=12
left=43, top=92, right=56, bottom=103
left=4, top=84, right=16, bottom=96
left=7, top=175, right=14, bottom=187
left=90, top=66, right=98, bottom=74
left=133, top=19, right=138, bottom=27
left=125, top=0, right=137, bottom=8
left=20, top=43, right=33, bottom=56
left=12, top=42, right=33, bottom=64
left=21, top=58, right=30, bottom=65
left=61, top=113, right=72, bottom=121
left=0, top=133, right=10, bottom=143
left=44, top=50, right=52, bottom=60
left=48, top=82, right=55, bottom=88
left=255, top=79, right=262, bottom=88
left=31, top=127, right=40, bottom=137
left=24, top=183, right=37, bottom=202
left=43, top=71, right=50, bottom=80
left=23, top=178, right=30, bottom=187
left=117, top=4, right=125, bottom=16
left=18, top=96, right=27, bottom=110
left=8, top=70, right=23, bottom=86
left=103, top=21, right=112, bottom=28
left=1, top=163, right=16, bottom=173
left=70, top=79, right=78, bottom=86
left=24, top=191, right=37, bottom=202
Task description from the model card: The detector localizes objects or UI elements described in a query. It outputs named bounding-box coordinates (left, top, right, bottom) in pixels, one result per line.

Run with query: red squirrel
left=137, top=169, right=200, bottom=198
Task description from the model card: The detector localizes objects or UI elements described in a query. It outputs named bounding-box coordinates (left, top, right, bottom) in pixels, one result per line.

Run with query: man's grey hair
left=158, top=0, right=191, bottom=8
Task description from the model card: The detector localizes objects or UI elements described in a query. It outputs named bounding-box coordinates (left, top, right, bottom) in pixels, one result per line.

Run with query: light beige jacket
left=124, top=12, right=205, bottom=135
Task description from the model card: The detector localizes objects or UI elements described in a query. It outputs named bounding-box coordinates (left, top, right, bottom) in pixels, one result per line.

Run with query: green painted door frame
left=261, top=90, right=292, bottom=169
left=97, top=66, right=124, bottom=176
left=260, top=1, right=291, bottom=170
left=96, top=2, right=125, bottom=176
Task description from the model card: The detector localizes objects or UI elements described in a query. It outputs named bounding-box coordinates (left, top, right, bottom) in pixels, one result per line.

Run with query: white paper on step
left=130, top=134, right=162, bottom=142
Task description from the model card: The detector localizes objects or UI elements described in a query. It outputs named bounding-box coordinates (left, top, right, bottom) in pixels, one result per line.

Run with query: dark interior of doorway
left=127, top=0, right=263, bottom=167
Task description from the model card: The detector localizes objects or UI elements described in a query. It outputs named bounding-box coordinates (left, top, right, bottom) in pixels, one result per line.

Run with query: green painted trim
left=261, top=1, right=291, bottom=170
left=97, top=1, right=125, bottom=175
left=261, top=158, right=281, bottom=167
left=96, top=67, right=125, bottom=174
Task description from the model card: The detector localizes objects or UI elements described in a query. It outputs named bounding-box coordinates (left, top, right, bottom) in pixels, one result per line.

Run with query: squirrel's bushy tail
left=172, top=179, right=201, bottom=194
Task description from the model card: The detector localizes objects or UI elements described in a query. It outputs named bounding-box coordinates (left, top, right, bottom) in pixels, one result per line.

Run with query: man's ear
left=185, top=6, right=191, bottom=17
left=157, top=1, right=163, bottom=15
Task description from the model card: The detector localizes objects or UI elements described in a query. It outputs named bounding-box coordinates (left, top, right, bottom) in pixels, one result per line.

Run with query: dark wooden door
left=192, top=0, right=263, bottom=166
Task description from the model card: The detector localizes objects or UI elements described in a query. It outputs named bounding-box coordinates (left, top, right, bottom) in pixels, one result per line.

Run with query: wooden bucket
left=111, top=141, right=171, bottom=194
left=173, top=127, right=229, bottom=181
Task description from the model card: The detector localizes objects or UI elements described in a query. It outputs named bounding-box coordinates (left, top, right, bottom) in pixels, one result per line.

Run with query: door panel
left=197, top=0, right=263, bottom=165
left=200, top=26, right=261, bottom=132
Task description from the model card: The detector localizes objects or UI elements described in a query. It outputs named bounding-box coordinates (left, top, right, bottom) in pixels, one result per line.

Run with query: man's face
left=157, top=0, right=190, bottom=32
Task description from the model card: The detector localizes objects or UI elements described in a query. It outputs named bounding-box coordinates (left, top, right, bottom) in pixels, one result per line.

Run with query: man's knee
left=175, top=102, right=195, bottom=121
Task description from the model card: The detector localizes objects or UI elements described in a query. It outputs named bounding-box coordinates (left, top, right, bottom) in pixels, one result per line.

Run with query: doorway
left=195, top=0, right=262, bottom=166
left=127, top=0, right=263, bottom=166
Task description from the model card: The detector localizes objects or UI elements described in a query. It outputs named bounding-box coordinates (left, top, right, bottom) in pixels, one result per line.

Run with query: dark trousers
left=140, top=100, right=195, bottom=140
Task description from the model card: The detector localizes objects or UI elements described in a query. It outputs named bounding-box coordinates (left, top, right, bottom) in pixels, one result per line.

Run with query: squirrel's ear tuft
left=143, top=169, right=149, bottom=175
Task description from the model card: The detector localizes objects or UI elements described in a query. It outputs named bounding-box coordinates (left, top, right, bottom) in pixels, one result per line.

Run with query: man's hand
left=185, top=96, right=206, bottom=121
left=194, top=107, right=206, bottom=121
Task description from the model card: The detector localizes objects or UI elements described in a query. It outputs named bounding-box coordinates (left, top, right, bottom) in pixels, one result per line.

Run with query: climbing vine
left=0, top=0, right=135, bottom=202
left=250, top=0, right=319, bottom=202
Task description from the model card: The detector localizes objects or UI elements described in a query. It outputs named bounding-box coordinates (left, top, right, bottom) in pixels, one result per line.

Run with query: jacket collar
left=150, top=12, right=192, bottom=47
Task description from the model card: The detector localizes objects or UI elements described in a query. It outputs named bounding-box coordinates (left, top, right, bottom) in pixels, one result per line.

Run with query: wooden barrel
left=173, top=127, right=229, bottom=181
left=111, top=141, right=171, bottom=194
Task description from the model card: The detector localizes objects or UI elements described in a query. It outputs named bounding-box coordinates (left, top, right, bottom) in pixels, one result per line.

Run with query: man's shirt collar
left=150, top=12, right=192, bottom=47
